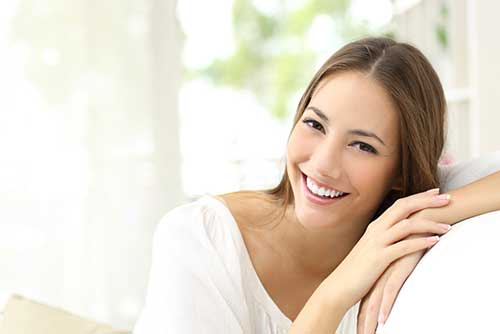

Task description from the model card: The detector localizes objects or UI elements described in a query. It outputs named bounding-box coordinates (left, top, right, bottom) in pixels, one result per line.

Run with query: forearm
left=289, top=280, right=348, bottom=334
left=421, top=171, right=500, bottom=225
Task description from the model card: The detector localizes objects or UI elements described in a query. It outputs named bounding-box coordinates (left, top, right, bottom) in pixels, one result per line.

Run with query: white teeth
left=306, top=176, right=345, bottom=198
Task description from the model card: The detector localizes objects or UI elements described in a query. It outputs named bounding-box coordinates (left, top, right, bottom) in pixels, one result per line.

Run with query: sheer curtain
left=0, top=0, right=182, bottom=329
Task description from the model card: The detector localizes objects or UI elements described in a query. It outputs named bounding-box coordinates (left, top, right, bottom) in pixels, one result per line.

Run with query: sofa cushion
left=0, top=294, right=129, bottom=334
left=438, top=150, right=500, bottom=192
left=379, top=210, right=500, bottom=333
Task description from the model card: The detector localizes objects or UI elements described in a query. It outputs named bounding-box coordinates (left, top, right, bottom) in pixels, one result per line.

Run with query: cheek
left=286, top=126, right=315, bottom=162
left=349, top=158, right=397, bottom=196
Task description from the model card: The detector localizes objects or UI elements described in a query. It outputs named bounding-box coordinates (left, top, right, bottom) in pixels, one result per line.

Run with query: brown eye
left=350, top=141, right=378, bottom=154
left=302, top=119, right=324, bottom=133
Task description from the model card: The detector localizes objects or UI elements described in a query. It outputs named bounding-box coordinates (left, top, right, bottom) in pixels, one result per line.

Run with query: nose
left=309, top=136, right=343, bottom=180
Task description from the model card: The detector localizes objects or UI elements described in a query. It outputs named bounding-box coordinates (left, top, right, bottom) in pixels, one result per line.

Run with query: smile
left=301, top=172, right=349, bottom=206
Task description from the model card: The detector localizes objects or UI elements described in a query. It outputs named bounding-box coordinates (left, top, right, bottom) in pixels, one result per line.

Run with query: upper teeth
left=306, top=176, right=345, bottom=198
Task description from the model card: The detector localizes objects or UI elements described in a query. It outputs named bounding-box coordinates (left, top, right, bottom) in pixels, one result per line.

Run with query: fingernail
left=426, top=188, right=440, bottom=193
left=436, top=194, right=451, bottom=200
left=433, top=193, right=451, bottom=204
left=378, top=312, right=385, bottom=324
left=376, top=321, right=385, bottom=334
left=438, top=223, right=451, bottom=231
left=427, top=235, right=440, bottom=243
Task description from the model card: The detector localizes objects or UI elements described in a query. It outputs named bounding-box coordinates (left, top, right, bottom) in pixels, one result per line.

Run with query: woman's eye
left=301, top=119, right=377, bottom=154
left=351, top=141, right=378, bottom=154
left=302, top=119, right=324, bottom=133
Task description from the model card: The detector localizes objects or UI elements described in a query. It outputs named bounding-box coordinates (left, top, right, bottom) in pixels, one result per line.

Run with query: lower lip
left=301, top=173, right=348, bottom=206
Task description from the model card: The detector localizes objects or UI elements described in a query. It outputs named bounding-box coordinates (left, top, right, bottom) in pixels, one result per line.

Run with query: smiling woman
left=134, top=37, right=500, bottom=334
left=286, top=71, right=402, bottom=231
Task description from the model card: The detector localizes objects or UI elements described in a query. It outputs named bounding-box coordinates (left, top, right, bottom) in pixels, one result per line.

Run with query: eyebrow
left=305, top=106, right=387, bottom=147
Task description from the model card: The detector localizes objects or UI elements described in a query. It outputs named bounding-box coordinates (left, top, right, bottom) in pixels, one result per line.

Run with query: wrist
left=317, top=275, right=353, bottom=313
left=290, top=280, right=350, bottom=334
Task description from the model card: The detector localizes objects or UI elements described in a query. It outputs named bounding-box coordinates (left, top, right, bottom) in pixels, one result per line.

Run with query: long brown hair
left=260, top=37, right=446, bottom=223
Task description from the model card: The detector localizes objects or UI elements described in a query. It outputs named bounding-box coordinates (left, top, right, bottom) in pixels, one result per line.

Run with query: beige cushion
left=0, top=294, right=129, bottom=334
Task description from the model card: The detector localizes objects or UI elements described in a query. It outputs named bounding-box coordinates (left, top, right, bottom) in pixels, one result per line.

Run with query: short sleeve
left=438, top=150, right=500, bottom=192
left=133, top=207, right=246, bottom=334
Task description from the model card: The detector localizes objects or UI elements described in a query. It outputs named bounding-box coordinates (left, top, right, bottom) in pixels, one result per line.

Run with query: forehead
left=308, top=71, right=399, bottom=146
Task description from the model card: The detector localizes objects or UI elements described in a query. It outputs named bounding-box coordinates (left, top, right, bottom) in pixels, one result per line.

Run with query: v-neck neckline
left=201, top=194, right=293, bottom=327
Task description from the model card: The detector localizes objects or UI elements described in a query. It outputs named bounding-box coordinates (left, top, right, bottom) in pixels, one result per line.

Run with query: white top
left=133, top=194, right=360, bottom=334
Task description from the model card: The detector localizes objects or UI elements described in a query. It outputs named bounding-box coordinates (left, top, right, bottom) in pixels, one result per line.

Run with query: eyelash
left=301, top=118, right=378, bottom=154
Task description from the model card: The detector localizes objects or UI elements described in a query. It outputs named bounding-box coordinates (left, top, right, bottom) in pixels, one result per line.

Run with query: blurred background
left=1, top=0, right=499, bottom=330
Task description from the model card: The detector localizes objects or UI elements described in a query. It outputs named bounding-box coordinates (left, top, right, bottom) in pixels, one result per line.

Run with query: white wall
left=0, top=0, right=182, bottom=329
left=392, top=0, right=500, bottom=162
left=467, top=0, right=500, bottom=156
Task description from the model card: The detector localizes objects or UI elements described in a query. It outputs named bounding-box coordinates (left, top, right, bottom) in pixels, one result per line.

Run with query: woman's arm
left=290, top=191, right=451, bottom=334
left=288, top=282, right=347, bottom=334
left=359, top=160, right=500, bottom=333
left=417, top=170, right=500, bottom=225
left=429, top=150, right=500, bottom=224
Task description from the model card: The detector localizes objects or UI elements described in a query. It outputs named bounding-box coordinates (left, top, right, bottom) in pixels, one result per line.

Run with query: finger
left=386, top=235, right=440, bottom=261
left=358, top=288, right=373, bottom=332
left=386, top=191, right=450, bottom=226
left=358, top=273, right=388, bottom=334
left=364, top=283, right=386, bottom=334
left=357, top=294, right=369, bottom=333
left=379, top=189, right=450, bottom=227
left=378, top=273, right=407, bottom=325
left=384, top=218, right=451, bottom=245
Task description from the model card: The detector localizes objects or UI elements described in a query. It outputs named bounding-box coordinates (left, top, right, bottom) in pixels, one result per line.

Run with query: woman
left=134, top=37, right=500, bottom=334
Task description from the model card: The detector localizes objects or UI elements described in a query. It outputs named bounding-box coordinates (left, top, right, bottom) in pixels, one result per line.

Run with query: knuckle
left=380, top=248, right=392, bottom=263
left=367, top=303, right=378, bottom=314
left=400, top=218, right=410, bottom=228
left=397, top=219, right=411, bottom=232
left=410, top=218, right=424, bottom=228
left=399, top=198, right=413, bottom=211
left=399, top=242, right=410, bottom=254
left=384, top=283, right=398, bottom=294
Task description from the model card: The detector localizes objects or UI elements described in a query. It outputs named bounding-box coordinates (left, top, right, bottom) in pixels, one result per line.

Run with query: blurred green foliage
left=435, top=2, right=449, bottom=49
left=191, top=0, right=377, bottom=119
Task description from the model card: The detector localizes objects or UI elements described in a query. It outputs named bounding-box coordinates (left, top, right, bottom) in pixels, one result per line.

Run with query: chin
left=288, top=171, right=347, bottom=229
left=293, top=204, right=343, bottom=230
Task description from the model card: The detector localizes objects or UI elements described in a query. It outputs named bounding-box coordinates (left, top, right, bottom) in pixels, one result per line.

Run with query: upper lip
left=302, top=172, right=347, bottom=193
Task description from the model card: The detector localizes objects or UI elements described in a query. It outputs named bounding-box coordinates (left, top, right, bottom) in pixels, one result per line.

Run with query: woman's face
left=286, top=71, right=401, bottom=229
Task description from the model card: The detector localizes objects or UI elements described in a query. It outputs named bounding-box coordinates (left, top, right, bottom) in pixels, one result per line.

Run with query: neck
left=223, top=190, right=369, bottom=279
left=277, top=206, right=367, bottom=278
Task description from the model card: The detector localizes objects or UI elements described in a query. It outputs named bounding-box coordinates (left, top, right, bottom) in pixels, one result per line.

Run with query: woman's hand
left=357, top=208, right=451, bottom=334
left=322, top=189, right=451, bottom=311
left=356, top=245, right=426, bottom=334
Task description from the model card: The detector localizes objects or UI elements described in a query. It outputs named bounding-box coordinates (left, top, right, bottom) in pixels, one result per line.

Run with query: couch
left=0, top=294, right=131, bottom=334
